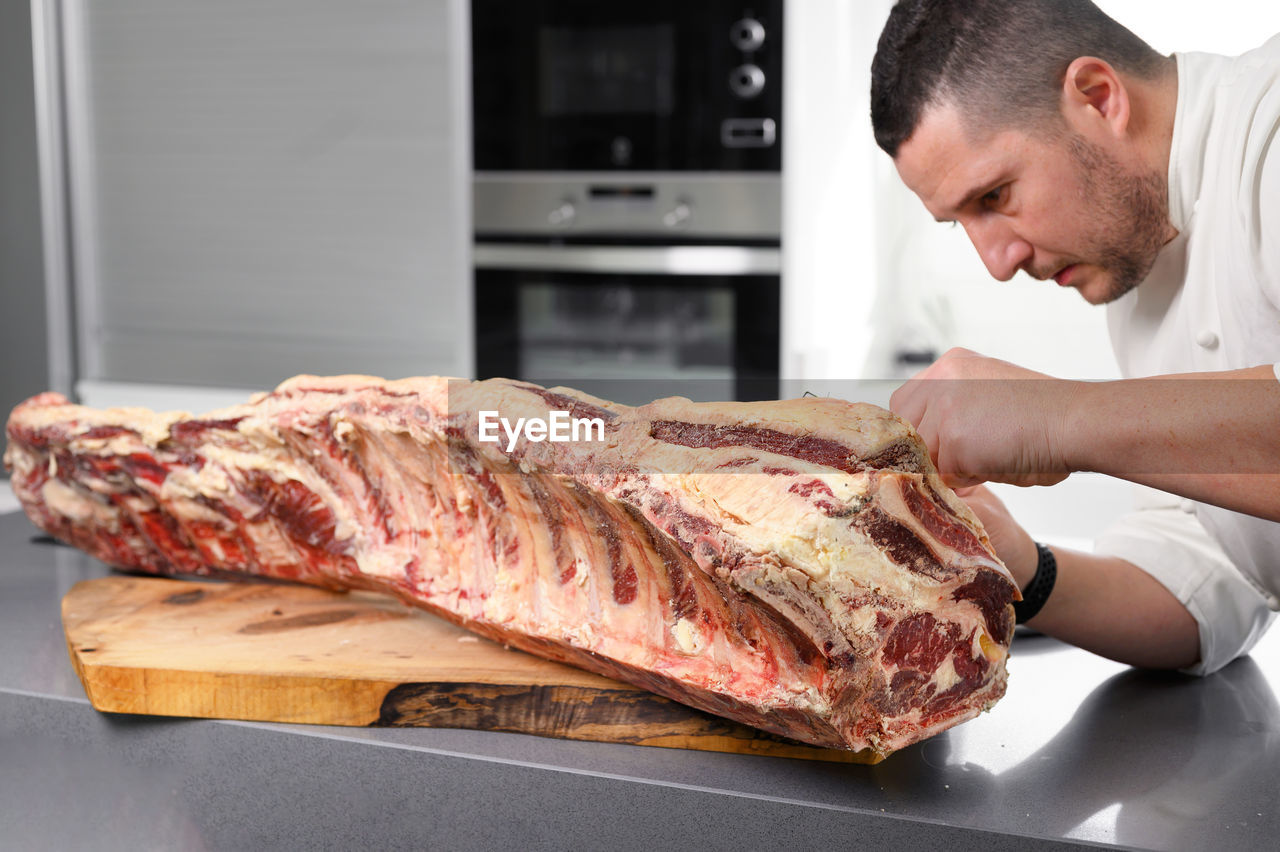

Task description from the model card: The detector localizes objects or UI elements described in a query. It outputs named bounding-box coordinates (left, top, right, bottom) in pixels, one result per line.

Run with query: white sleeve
left=1093, top=494, right=1276, bottom=676
left=1251, top=74, right=1280, bottom=307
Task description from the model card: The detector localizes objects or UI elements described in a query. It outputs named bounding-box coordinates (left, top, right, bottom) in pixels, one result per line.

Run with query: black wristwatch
left=1013, top=542, right=1058, bottom=624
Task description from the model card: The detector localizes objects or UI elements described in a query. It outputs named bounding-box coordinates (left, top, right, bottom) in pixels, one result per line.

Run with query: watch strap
left=1013, top=542, right=1057, bottom=624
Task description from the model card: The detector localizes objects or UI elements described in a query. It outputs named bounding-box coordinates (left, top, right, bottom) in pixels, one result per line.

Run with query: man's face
left=892, top=103, right=1172, bottom=305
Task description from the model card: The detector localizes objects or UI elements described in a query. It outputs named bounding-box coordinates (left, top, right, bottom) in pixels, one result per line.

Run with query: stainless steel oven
left=471, top=2, right=783, bottom=404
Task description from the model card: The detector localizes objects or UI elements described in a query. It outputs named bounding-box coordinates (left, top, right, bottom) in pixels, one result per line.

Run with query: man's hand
left=890, top=347, right=1081, bottom=489
left=892, top=349, right=1280, bottom=522
left=953, top=484, right=1199, bottom=666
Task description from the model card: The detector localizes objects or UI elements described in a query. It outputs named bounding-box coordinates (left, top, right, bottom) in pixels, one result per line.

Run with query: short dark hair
left=870, top=0, right=1170, bottom=156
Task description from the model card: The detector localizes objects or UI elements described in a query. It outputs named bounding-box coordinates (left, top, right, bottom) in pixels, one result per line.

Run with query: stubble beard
left=1065, top=135, right=1172, bottom=304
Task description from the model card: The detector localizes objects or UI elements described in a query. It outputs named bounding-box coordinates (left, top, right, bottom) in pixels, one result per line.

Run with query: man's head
left=871, top=0, right=1177, bottom=304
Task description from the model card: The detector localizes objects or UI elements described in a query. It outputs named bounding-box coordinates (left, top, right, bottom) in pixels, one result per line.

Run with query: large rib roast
left=4, top=375, right=1018, bottom=757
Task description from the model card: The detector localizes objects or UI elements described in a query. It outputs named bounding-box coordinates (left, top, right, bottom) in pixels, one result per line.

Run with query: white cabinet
left=37, top=0, right=471, bottom=403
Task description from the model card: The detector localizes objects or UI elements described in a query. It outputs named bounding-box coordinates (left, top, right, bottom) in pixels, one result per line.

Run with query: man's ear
left=1061, top=56, right=1131, bottom=138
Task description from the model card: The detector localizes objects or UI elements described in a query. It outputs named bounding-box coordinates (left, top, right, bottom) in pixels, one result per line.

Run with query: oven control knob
left=730, top=18, right=765, bottom=52
left=663, top=201, right=692, bottom=229
left=729, top=64, right=765, bottom=99
left=548, top=201, right=576, bottom=228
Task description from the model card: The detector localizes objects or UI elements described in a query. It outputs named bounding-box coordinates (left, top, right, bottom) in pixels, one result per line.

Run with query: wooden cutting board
left=62, top=576, right=876, bottom=763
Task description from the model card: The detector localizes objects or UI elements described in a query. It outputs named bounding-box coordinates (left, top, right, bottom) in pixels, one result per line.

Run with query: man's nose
left=964, top=219, right=1033, bottom=282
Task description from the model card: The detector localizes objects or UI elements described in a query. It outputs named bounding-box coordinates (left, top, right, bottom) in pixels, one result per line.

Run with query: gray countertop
left=2, top=508, right=1278, bottom=851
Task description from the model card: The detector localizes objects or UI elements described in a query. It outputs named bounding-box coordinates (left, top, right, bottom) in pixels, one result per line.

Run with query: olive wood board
left=61, top=575, right=876, bottom=763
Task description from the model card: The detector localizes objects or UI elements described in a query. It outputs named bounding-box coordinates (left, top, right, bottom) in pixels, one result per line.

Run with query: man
left=871, top=0, right=1280, bottom=673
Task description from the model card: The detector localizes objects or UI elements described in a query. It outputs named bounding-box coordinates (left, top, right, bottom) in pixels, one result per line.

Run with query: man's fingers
left=939, top=471, right=983, bottom=490
left=888, top=380, right=925, bottom=427
left=912, top=405, right=942, bottom=464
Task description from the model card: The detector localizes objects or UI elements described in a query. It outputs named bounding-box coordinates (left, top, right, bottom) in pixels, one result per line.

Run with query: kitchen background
left=2, top=0, right=1278, bottom=531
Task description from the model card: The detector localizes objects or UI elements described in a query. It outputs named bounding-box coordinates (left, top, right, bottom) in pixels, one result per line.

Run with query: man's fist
left=889, top=348, right=1081, bottom=489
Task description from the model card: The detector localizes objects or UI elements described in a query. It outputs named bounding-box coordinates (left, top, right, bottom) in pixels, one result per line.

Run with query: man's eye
left=982, top=186, right=1006, bottom=206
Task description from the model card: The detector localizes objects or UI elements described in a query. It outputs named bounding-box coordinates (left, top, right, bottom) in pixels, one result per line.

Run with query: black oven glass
left=520, top=281, right=733, bottom=382
left=539, top=25, right=676, bottom=117
left=476, top=270, right=779, bottom=404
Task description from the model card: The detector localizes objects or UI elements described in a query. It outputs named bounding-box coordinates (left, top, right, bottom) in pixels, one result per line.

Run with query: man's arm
left=890, top=348, right=1280, bottom=522
left=957, top=485, right=1200, bottom=669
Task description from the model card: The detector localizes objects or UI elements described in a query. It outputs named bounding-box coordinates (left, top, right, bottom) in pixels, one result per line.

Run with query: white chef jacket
left=1100, top=34, right=1280, bottom=675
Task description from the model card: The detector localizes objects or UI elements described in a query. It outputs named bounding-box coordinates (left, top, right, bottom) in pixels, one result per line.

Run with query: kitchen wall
left=780, top=0, right=892, bottom=392
left=0, top=0, right=49, bottom=450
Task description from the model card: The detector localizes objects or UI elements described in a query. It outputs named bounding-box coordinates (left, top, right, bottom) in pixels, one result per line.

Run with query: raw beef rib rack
left=4, top=375, right=1018, bottom=757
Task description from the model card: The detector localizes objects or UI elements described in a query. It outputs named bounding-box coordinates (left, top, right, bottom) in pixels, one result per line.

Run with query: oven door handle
left=472, top=244, right=781, bottom=276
